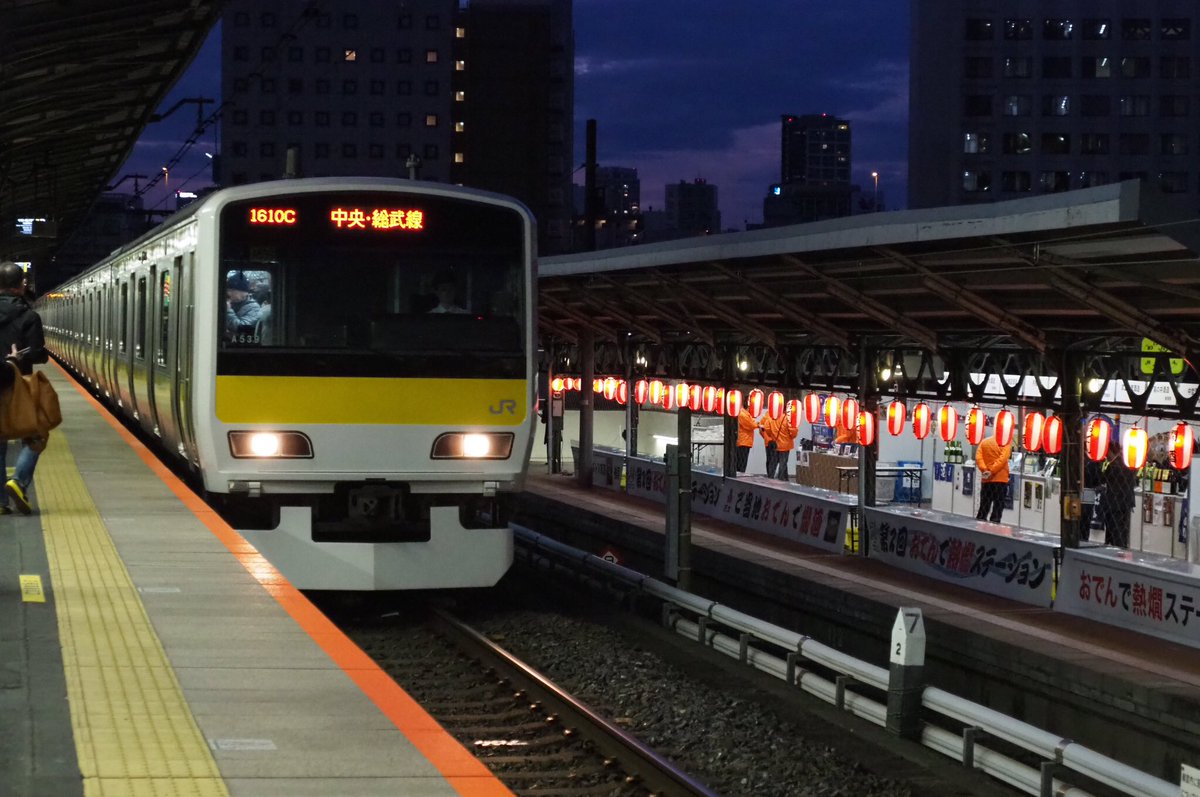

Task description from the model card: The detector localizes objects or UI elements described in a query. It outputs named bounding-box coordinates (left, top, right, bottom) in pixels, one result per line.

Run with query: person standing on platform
left=1100, top=442, right=1135, bottom=548
left=735, top=407, right=757, bottom=474
left=0, top=262, right=48, bottom=515
left=759, top=411, right=779, bottom=478
left=772, top=409, right=798, bottom=480
left=975, top=434, right=1012, bottom=523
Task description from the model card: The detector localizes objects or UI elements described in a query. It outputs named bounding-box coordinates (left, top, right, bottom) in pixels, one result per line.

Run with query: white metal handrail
left=513, top=525, right=1181, bottom=797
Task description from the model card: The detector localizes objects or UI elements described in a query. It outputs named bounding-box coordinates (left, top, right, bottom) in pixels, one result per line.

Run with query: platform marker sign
left=19, top=575, right=45, bottom=603
left=1182, top=764, right=1200, bottom=797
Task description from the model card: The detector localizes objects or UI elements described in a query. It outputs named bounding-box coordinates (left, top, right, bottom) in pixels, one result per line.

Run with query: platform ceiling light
left=966, top=407, right=986, bottom=446
left=887, top=400, right=906, bottom=436
left=1086, top=378, right=1106, bottom=394
left=804, top=393, right=821, bottom=424
left=857, top=410, right=876, bottom=447
left=767, top=391, right=785, bottom=420
left=748, top=388, right=765, bottom=417
left=1085, top=417, right=1111, bottom=462
left=725, top=389, right=743, bottom=417
left=1170, top=422, right=1194, bottom=470
left=823, top=395, right=841, bottom=428
left=1022, top=411, right=1045, bottom=452
left=1122, top=427, right=1148, bottom=470
left=911, top=402, right=931, bottom=440
left=1041, top=414, right=1063, bottom=455
left=994, top=409, right=1015, bottom=448
left=938, top=405, right=958, bottom=442
left=840, top=397, right=859, bottom=431
left=738, top=359, right=750, bottom=372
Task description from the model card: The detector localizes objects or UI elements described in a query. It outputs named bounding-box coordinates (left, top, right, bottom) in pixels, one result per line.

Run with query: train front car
left=198, top=180, right=535, bottom=590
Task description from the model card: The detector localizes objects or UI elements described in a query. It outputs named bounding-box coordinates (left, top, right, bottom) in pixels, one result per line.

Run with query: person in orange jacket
left=758, top=411, right=779, bottom=477
left=736, top=407, right=758, bottom=473
left=975, top=435, right=1012, bottom=523
left=771, top=409, right=799, bottom=480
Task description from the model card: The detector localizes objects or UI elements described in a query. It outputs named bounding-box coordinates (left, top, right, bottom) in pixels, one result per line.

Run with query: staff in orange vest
left=975, top=436, right=1012, bottom=523
left=736, top=408, right=757, bottom=474
left=771, top=409, right=799, bottom=480
left=758, top=411, right=779, bottom=477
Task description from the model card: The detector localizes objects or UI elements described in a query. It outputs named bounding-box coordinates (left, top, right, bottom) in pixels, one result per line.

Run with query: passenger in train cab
left=0, top=261, right=48, bottom=516
left=224, top=270, right=263, bottom=342
left=772, top=407, right=799, bottom=481
left=974, top=434, right=1012, bottom=524
left=427, top=270, right=468, bottom=314
left=735, top=407, right=757, bottom=473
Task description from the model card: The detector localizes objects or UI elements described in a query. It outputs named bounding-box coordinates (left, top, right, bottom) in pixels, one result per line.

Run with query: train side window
left=119, top=282, right=128, bottom=354
left=156, top=270, right=171, bottom=366
left=135, top=277, right=147, bottom=360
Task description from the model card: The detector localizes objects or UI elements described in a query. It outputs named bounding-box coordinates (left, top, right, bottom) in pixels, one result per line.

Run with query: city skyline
left=119, top=1, right=910, bottom=230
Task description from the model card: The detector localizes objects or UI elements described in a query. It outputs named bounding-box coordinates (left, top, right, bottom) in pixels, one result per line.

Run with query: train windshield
left=217, top=191, right=527, bottom=379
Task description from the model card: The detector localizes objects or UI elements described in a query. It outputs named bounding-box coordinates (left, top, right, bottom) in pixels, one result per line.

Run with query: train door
left=130, top=273, right=148, bottom=426
left=139, top=266, right=159, bottom=435
left=173, top=253, right=198, bottom=465
left=151, top=264, right=176, bottom=446
left=117, top=280, right=133, bottom=411
left=101, top=281, right=116, bottom=400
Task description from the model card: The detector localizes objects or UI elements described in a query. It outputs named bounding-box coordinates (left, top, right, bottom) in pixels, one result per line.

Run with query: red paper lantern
left=725, top=389, right=743, bottom=417
left=1170, top=423, right=1194, bottom=470
left=687, top=384, right=703, bottom=411
left=1022, top=411, right=1045, bottom=452
left=803, top=393, right=821, bottom=424
left=634, top=379, right=649, bottom=404
left=551, top=376, right=565, bottom=393
left=1041, top=415, right=1063, bottom=455
left=786, top=399, right=801, bottom=430
left=1122, top=427, right=1148, bottom=470
left=616, top=380, right=628, bottom=405
left=747, top=388, right=765, bottom=417
left=966, top=407, right=986, bottom=445
left=570, top=378, right=582, bottom=392
left=674, top=382, right=690, bottom=407
left=912, top=402, right=931, bottom=440
left=994, top=409, right=1015, bottom=447
left=702, top=385, right=719, bottom=413
left=767, top=391, right=785, bottom=420
left=857, top=410, right=876, bottom=447
left=823, top=395, right=841, bottom=428
left=593, top=378, right=603, bottom=393
left=1085, top=417, right=1111, bottom=462
left=886, top=401, right=906, bottom=436
left=603, top=377, right=618, bottom=401
left=841, top=398, right=859, bottom=430
left=648, top=380, right=664, bottom=404
left=661, top=386, right=676, bottom=411
left=938, top=405, right=958, bottom=442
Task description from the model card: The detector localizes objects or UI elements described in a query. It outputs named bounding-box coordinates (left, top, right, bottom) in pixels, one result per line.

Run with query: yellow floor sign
left=19, top=574, right=45, bottom=602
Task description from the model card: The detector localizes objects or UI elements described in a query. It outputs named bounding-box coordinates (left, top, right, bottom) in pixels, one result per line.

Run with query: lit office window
left=454, top=152, right=464, bottom=163
left=425, top=114, right=438, bottom=127
left=344, top=49, right=357, bottom=62
left=455, top=91, right=465, bottom=102
left=963, top=132, right=990, bottom=154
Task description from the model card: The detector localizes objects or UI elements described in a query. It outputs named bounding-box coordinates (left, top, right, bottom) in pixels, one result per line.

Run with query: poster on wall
left=863, top=507, right=1055, bottom=606
left=962, top=468, right=975, bottom=496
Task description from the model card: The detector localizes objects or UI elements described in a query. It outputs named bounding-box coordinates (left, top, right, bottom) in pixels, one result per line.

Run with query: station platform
left=0, top=362, right=513, bottom=797
left=515, top=469, right=1200, bottom=781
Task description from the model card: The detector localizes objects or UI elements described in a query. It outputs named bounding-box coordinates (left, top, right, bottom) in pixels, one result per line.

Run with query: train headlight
left=431, top=432, right=514, bottom=460
left=228, top=431, right=314, bottom=459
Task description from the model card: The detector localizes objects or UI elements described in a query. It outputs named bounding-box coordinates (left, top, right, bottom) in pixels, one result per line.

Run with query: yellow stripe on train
left=216, top=377, right=528, bottom=425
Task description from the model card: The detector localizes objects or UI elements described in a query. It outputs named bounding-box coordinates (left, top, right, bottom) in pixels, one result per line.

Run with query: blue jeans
left=0, top=439, right=39, bottom=507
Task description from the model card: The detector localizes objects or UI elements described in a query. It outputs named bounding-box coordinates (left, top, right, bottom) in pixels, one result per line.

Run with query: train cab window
left=217, top=192, right=527, bottom=379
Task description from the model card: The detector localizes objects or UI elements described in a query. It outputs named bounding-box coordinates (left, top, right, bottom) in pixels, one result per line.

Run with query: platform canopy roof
left=0, top=0, right=221, bottom=262
left=539, top=182, right=1200, bottom=361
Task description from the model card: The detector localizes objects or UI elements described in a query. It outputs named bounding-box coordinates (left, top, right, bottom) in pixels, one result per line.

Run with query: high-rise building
left=762, top=114, right=853, bottom=225
left=573, top=166, right=641, bottom=249
left=665, top=178, right=720, bottom=236
left=910, top=1, right=1200, bottom=210
left=219, top=0, right=573, bottom=253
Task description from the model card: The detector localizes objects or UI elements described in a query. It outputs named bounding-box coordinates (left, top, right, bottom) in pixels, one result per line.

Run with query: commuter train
left=40, top=178, right=536, bottom=590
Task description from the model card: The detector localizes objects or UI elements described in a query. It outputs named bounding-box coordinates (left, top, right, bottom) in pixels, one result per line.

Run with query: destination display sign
left=244, top=205, right=427, bottom=231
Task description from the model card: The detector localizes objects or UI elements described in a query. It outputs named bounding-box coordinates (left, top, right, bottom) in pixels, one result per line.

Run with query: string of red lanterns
left=551, top=378, right=1197, bottom=470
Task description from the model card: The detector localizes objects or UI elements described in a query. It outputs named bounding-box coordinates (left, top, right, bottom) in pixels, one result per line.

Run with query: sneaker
left=6, top=480, right=30, bottom=515
left=0, top=506, right=11, bottom=516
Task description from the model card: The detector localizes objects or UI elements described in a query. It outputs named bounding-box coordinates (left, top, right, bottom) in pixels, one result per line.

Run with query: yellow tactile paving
left=37, top=432, right=229, bottom=797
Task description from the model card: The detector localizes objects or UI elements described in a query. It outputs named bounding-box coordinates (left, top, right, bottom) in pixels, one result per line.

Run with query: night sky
left=122, top=1, right=910, bottom=230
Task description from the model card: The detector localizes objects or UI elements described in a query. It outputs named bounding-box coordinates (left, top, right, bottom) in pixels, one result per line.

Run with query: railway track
left=347, top=603, right=720, bottom=797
